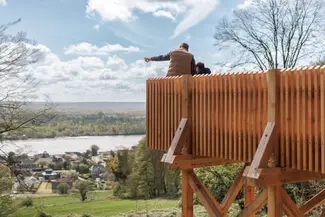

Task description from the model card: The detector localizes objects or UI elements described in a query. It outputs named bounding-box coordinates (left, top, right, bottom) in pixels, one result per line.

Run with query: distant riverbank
left=2, top=135, right=145, bottom=155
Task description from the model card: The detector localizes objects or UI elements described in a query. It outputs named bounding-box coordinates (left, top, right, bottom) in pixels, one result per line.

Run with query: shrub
left=21, top=197, right=33, bottom=207
left=57, top=183, right=70, bottom=194
left=36, top=211, right=52, bottom=217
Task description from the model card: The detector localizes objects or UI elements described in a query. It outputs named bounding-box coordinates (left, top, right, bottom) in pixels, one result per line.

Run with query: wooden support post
left=266, top=69, right=282, bottom=217
left=181, top=75, right=193, bottom=217
left=182, top=170, right=193, bottom=217
left=267, top=185, right=282, bottom=217
left=244, top=185, right=255, bottom=217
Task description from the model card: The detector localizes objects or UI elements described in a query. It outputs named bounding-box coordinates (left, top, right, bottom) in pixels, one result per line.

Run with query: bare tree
left=0, top=19, right=54, bottom=182
left=214, top=0, right=325, bottom=71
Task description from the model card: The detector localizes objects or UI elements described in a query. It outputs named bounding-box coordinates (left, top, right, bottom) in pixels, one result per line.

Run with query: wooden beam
left=267, top=185, right=282, bottom=217
left=282, top=188, right=303, bottom=217
left=237, top=190, right=267, bottom=217
left=300, top=189, right=325, bottom=215
left=162, top=118, right=187, bottom=163
left=246, top=122, right=276, bottom=179
left=221, top=166, right=245, bottom=213
left=187, top=170, right=223, bottom=217
left=169, top=155, right=242, bottom=170
left=243, top=167, right=325, bottom=187
left=182, top=170, right=193, bottom=217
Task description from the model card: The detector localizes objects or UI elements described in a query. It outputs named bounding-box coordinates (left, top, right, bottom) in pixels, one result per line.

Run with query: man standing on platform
left=144, top=43, right=195, bottom=76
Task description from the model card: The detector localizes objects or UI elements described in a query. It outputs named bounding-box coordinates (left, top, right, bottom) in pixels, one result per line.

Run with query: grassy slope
left=12, top=192, right=177, bottom=217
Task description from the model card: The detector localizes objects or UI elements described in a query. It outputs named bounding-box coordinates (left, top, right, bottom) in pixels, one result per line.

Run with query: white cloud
left=0, top=0, right=7, bottom=6
left=93, top=24, right=100, bottom=31
left=171, top=0, right=218, bottom=38
left=64, top=42, right=141, bottom=55
left=153, top=10, right=175, bottom=21
left=25, top=44, right=168, bottom=101
left=86, top=0, right=219, bottom=38
left=238, top=0, right=253, bottom=9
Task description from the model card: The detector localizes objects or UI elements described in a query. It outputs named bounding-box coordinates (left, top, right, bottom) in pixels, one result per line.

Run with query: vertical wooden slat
left=216, top=74, right=220, bottom=158
left=207, top=75, right=211, bottom=157
left=228, top=73, right=232, bottom=159
left=280, top=69, right=285, bottom=167
left=243, top=73, right=248, bottom=162
left=154, top=78, right=157, bottom=149
left=174, top=77, right=177, bottom=141
left=163, top=78, right=167, bottom=150
left=308, top=67, right=313, bottom=171
left=157, top=78, right=161, bottom=149
left=251, top=73, right=257, bottom=156
left=199, top=76, right=204, bottom=155
left=170, top=77, right=175, bottom=144
left=297, top=68, right=302, bottom=170
left=285, top=69, right=290, bottom=167
left=238, top=73, right=240, bottom=161
left=302, top=67, right=307, bottom=170
left=230, top=73, right=234, bottom=159
left=191, top=76, right=194, bottom=154
left=203, top=75, right=207, bottom=156
left=221, top=74, right=225, bottom=158
left=291, top=69, right=296, bottom=169
left=248, top=73, right=252, bottom=161
left=234, top=73, right=238, bottom=160
left=148, top=79, right=152, bottom=148
left=320, top=66, right=325, bottom=174
left=314, top=66, right=320, bottom=172
left=224, top=74, right=228, bottom=159
left=167, top=77, right=171, bottom=149
left=257, top=72, right=262, bottom=152
left=264, top=72, right=268, bottom=128
left=196, top=76, right=199, bottom=155
left=146, top=80, right=149, bottom=147
left=212, top=75, right=216, bottom=157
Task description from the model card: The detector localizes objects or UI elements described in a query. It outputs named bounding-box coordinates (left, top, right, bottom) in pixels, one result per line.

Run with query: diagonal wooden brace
left=282, top=187, right=303, bottom=217
left=161, top=118, right=188, bottom=164
left=187, top=170, right=224, bottom=217
left=221, top=166, right=245, bottom=213
left=245, top=122, right=276, bottom=179
left=300, top=189, right=325, bottom=215
left=237, top=190, right=267, bottom=217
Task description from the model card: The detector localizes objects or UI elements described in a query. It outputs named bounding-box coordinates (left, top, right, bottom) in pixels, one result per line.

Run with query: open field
left=36, top=182, right=53, bottom=194
left=11, top=191, right=178, bottom=217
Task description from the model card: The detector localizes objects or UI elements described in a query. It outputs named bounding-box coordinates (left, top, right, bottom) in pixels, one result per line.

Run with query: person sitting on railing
left=144, top=43, right=195, bottom=76
left=195, top=62, right=211, bottom=75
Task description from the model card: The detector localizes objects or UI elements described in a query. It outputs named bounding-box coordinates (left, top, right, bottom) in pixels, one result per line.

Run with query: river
left=1, top=135, right=145, bottom=155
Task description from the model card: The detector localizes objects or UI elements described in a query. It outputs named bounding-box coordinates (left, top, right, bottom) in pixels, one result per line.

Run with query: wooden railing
left=146, top=66, right=325, bottom=174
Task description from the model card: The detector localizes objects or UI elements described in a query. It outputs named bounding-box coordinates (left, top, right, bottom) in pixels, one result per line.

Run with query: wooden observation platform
left=146, top=67, right=325, bottom=217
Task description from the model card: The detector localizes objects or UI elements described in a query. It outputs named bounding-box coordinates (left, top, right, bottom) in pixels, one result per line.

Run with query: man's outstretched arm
left=145, top=52, right=171, bottom=62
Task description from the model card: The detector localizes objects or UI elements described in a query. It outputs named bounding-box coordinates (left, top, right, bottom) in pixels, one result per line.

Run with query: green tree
left=57, top=183, right=69, bottom=194
left=38, top=161, right=47, bottom=168
left=77, top=164, right=90, bottom=174
left=91, top=144, right=99, bottom=156
left=0, top=166, right=15, bottom=217
left=74, top=180, right=92, bottom=202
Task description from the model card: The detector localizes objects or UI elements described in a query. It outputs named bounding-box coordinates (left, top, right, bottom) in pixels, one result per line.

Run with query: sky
left=0, top=0, right=251, bottom=102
